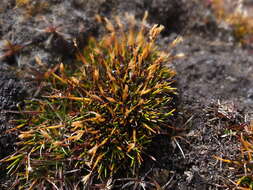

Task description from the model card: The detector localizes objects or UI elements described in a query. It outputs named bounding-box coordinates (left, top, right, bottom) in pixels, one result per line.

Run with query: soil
left=0, top=0, right=253, bottom=189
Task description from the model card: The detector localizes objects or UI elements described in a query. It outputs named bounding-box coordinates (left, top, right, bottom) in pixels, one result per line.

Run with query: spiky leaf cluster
left=215, top=121, right=253, bottom=189
left=1, top=15, right=177, bottom=189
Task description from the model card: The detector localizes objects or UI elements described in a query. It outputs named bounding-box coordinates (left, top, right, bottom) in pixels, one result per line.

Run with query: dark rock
left=0, top=64, right=26, bottom=159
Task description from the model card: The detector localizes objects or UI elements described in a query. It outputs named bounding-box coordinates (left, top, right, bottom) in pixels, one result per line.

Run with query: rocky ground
left=0, top=0, right=253, bottom=189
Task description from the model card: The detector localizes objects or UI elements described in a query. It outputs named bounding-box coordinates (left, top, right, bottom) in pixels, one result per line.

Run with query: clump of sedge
left=215, top=120, right=253, bottom=189
left=1, top=13, right=179, bottom=189
left=210, top=0, right=253, bottom=45
left=15, top=0, right=49, bottom=17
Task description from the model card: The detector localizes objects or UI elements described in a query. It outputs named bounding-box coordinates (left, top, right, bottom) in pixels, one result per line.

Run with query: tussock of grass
left=211, top=0, right=253, bottom=44
left=0, top=13, right=180, bottom=189
left=15, top=0, right=49, bottom=17
left=215, top=122, right=253, bottom=189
